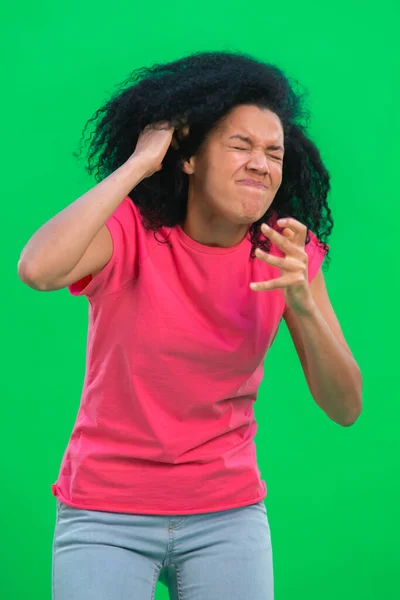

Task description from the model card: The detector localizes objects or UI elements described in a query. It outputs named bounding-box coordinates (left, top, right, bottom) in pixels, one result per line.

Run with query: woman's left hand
left=250, top=218, right=315, bottom=316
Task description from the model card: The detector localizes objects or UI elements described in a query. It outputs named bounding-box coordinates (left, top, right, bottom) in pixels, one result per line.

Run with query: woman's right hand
left=129, top=119, right=189, bottom=178
left=129, top=121, right=187, bottom=179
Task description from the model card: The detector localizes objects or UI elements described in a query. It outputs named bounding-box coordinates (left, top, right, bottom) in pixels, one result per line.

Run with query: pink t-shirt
left=52, top=196, right=327, bottom=515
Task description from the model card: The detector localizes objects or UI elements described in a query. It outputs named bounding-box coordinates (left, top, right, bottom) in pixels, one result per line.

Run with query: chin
left=243, top=208, right=268, bottom=222
left=222, top=200, right=268, bottom=225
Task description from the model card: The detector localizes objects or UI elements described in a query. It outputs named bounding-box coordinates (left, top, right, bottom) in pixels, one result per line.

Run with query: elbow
left=340, top=367, right=363, bottom=427
left=18, top=259, right=36, bottom=286
left=17, top=259, right=48, bottom=291
left=339, top=393, right=363, bottom=428
left=340, top=410, right=361, bottom=427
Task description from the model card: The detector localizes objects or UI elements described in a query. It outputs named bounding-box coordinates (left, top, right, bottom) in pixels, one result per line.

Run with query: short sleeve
left=68, top=197, right=138, bottom=298
left=306, top=229, right=329, bottom=282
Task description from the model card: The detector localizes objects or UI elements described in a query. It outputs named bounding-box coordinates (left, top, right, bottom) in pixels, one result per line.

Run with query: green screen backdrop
left=3, top=0, right=399, bottom=598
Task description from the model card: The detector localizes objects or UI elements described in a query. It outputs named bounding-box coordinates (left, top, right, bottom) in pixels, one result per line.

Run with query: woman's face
left=184, top=104, right=284, bottom=228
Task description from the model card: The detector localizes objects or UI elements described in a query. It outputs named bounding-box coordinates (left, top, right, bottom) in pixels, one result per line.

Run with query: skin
left=181, top=104, right=284, bottom=248
left=181, top=105, right=362, bottom=425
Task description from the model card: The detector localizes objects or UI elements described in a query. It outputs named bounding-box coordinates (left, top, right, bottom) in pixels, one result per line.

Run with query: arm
left=283, top=267, right=362, bottom=426
left=17, top=158, right=148, bottom=291
left=17, top=122, right=175, bottom=291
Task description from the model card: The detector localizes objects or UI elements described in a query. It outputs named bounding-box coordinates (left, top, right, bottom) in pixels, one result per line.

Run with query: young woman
left=18, top=51, right=362, bottom=600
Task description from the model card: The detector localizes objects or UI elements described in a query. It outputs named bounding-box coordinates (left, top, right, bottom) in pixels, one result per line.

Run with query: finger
left=282, top=228, right=305, bottom=251
left=255, top=249, right=298, bottom=270
left=153, top=121, right=173, bottom=131
left=282, top=227, right=295, bottom=239
left=250, top=276, right=291, bottom=291
left=177, top=124, right=190, bottom=139
left=277, top=218, right=307, bottom=245
left=277, top=217, right=307, bottom=233
left=261, top=224, right=303, bottom=256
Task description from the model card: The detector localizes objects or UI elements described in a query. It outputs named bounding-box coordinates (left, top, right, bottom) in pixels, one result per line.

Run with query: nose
left=246, top=150, right=269, bottom=173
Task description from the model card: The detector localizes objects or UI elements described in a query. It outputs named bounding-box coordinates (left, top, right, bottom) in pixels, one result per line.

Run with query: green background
left=3, top=0, right=399, bottom=598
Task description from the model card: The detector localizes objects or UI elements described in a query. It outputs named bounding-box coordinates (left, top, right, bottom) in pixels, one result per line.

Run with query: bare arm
left=284, top=268, right=362, bottom=426
left=18, top=122, right=175, bottom=291
left=18, top=158, right=148, bottom=291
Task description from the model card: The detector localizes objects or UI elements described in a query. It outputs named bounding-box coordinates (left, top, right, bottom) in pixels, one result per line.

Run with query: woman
left=18, top=51, right=362, bottom=600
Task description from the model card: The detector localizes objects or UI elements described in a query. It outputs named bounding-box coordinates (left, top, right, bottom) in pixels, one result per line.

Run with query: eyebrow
left=229, top=135, right=284, bottom=153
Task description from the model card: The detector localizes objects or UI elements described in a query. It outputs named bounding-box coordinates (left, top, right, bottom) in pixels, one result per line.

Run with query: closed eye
left=233, top=146, right=283, bottom=158
left=232, top=146, right=283, bottom=161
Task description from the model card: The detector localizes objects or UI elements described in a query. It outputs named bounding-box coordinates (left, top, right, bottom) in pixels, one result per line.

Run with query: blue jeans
left=52, top=498, right=274, bottom=599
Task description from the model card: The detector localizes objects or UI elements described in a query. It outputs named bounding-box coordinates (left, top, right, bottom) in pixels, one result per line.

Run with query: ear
left=181, top=156, right=196, bottom=175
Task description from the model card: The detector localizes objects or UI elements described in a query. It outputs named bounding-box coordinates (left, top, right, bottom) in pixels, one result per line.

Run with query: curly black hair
left=74, top=50, right=333, bottom=265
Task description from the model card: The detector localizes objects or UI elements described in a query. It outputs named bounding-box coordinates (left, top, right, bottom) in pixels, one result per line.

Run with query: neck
left=182, top=193, right=250, bottom=248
